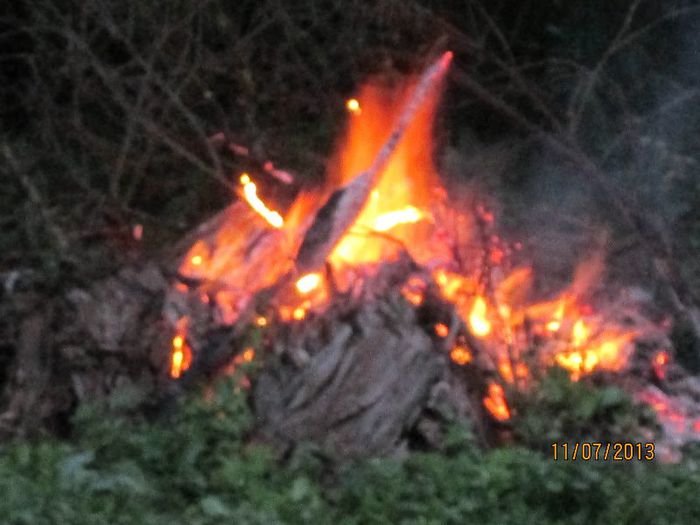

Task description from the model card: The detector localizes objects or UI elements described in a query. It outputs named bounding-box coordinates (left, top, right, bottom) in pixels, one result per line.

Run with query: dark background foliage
left=1, top=0, right=698, bottom=293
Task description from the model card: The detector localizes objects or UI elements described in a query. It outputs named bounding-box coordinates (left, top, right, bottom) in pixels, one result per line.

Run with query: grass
left=1, top=372, right=699, bottom=525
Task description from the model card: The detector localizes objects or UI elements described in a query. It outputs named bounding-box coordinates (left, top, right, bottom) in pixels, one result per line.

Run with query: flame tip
left=440, top=51, right=454, bottom=67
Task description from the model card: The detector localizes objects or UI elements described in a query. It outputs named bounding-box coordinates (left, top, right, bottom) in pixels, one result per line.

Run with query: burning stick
left=295, top=51, right=453, bottom=273
left=207, top=132, right=296, bottom=185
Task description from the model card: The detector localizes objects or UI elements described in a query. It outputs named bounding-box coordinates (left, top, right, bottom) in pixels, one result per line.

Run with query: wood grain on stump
left=253, top=296, right=446, bottom=458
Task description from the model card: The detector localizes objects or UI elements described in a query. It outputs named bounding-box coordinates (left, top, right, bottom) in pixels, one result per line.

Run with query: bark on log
left=252, top=295, right=449, bottom=458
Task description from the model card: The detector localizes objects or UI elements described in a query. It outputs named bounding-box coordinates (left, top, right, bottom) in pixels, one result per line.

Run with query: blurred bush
left=0, top=374, right=699, bottom=524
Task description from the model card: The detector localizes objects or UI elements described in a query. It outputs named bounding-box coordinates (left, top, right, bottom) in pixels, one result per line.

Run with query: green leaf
left=200, top=495, right=231, bottom=517
left=598, top=387, right=625, bottom=409
left=58, top=450, right=95, bottom=487
left=289, top=477, right=313, bottom=502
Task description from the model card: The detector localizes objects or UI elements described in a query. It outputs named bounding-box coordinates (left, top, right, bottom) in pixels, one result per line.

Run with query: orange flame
left=555, top=332, right=635, bottom=381
left=484, top=383, right=510, bottom=421
left=498, top=359, right=529, bottom=385
left=450, top=345, right=472, bottom=365
left=171, top=67, right=645, bottom=411
left=327, top=79, right=442, bottom=267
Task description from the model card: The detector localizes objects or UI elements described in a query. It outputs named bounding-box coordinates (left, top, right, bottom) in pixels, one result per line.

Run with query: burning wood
left=157, top=51, right=699, bottom=458
left=295, top=51, right=453, bottom=274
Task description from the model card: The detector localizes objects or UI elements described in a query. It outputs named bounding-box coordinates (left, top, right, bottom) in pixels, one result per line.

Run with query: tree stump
left=253, top=293, right=449, bottom=458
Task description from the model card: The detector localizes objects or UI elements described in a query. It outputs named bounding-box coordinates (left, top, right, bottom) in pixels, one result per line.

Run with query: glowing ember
left=404, top=290, right=423, bottom=306
left=169, top=320, right=192, bottom=379
left=402, top=276, right=426, bottom=306
left=239, top=173, right=284, bottom=228
left=435, top=323, right=449, bottom=338
left=653, top=350, right=670, bottom=380
left=469, top=296, right=492, bottom=337
left=450, top=346, right=472, bottom=365
left=191, top=254, right=203, bottom=266
left=293, top=307, right=306, bottom=321
left=296, top=273, right=322, bottom=295
left=256, top=316, right=268, bottom=327
left=132, top=223, right=143, bottom=241
left=234, top=347, right=256, bottom=364
left=346, top=98, right=361, bottom=115
left=483, top=383, right=510, bottom=421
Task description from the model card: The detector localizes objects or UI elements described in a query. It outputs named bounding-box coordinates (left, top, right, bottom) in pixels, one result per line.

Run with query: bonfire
left=141, top=52, right=697, bottom=459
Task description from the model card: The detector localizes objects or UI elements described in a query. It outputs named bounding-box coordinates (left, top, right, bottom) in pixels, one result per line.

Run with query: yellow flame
left=296, top=273, right=322, bottom=295
left=346, top=98, right=361, bottom=115
left=469, top=296, right=492, bottom=337
left=373, top=206, right=423, bottom=232
left=546, top=302, right=565, bottom=332
left=572, top=319, right=589, bottom=347
left=546, top=320, right=561, bottom=332
left=171, top=349, right=183, bottom=375
left=555, top=332, right=635, bottom=380
left=169, top=328, right=192, bottom=379
left=239, top=173, right=284, bottom=228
